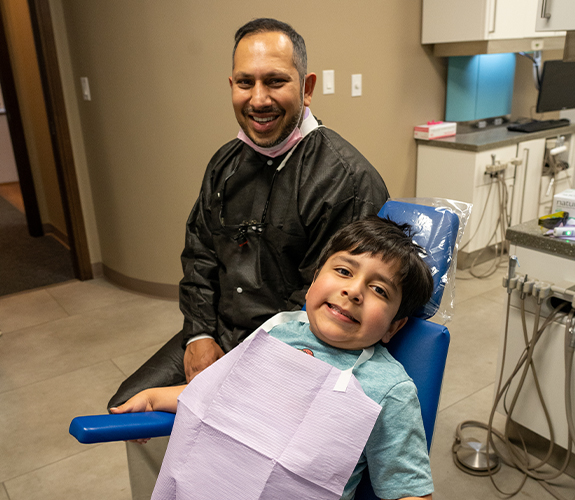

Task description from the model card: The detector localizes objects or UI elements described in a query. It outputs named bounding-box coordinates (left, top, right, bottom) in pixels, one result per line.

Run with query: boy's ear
left=305, top=270, right=320, bottom=302
left=381, top=317, right=408, bottom=343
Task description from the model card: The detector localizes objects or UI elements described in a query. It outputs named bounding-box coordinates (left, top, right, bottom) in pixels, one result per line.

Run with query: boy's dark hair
left=316, top=216, right=434, bottom=322
left=233, top=18, right=307, bottom=84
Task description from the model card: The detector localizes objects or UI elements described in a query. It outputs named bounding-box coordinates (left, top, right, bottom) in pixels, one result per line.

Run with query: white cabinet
left=416, top=134, right=575, bottom=261
left=416, top=143, right=526, bottom=253
left=536, top=0, right=575, bottom=31
left=516, top=138, right=547, bottom=222
left=422, top=0, right=564, bottom=44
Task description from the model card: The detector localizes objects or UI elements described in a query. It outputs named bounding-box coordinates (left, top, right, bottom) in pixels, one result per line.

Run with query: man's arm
left=184, top=337, right=224, bottom=382
left=179, top=169, right=224, bottom=382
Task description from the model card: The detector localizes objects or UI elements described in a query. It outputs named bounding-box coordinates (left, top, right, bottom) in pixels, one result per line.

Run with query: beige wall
left=0, top=0, right=66, bottom=234
left=54, top=0, right=446, bottom=286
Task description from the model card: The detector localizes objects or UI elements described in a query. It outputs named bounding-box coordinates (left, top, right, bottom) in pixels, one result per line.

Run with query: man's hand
left=184, top=338, right=224, bottom=382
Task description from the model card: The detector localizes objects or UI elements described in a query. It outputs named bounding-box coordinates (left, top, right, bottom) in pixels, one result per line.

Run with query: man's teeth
left=252, top=116, right=276, bottom=123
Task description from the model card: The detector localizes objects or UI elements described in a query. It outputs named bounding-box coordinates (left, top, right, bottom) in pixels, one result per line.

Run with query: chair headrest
left=378, top=200, right=459, bottom=319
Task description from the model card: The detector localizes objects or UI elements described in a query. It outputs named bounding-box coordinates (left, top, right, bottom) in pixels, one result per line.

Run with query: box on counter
left=414, top=121, right=457, bottom=140
left=553, top=189, right=575, bottom=215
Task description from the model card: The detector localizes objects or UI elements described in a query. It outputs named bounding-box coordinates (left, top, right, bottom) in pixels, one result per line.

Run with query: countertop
left=416, top=123, right=575, bottom=152
left=506, top=219, right=575, bottom=259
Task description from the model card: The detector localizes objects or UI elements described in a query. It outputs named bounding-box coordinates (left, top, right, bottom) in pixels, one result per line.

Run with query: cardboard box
left=552, top=189, right=575, bottom=215
left=414, top=121, right=457, bottom=140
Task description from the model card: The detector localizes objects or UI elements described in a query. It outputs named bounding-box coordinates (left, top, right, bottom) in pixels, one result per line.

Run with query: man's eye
left=268, top=79, right=286, bottom=86
left=372, top=285, right=387, bottom=298
left=236, top=80, right=253, bottom=88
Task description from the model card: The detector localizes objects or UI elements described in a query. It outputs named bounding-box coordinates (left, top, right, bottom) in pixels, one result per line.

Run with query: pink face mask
left=237, top=107, right=310, bottom=158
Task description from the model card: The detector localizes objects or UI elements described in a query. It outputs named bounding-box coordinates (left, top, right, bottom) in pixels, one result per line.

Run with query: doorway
left=0, top=0, right=92, bottom=296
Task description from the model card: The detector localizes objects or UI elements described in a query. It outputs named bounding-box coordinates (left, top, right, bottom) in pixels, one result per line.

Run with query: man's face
left=305, top=251, right=408, bottom=351
left=229, top=31, right=315, bottom=148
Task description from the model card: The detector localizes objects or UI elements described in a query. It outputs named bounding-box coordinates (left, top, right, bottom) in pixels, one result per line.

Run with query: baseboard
left=508, top=420, right=575, bottom=479
left=102, top=265, right=178, bottom=300
left=42, top=223, right=69, bottom=248
left=91, top=262, right=104, bottom=278
left=457, top=244, right=508, bottom=270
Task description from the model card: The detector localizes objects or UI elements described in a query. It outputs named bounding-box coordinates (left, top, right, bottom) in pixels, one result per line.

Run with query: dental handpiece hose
left=507, top=255, right=518, bottom=294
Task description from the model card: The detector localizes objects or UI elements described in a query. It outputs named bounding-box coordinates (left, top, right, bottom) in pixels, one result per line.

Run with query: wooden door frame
left=0, top=4, right=43, bottom=237
left=27, top=0, right=92, bottom=280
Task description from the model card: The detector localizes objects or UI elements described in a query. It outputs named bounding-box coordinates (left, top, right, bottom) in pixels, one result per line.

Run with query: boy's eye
left=335, top=268, right=351, bottom=277
left=372, top=285, right=388, bottom=298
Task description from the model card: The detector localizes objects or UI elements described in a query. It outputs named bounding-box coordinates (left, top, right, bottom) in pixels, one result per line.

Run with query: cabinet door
left=422, top=0, right=490, bottom=44
left=487, top=0, right=536, bottom=40
left=460, top=145, right=518, bottom=252
left=516, top=138, right=546, bottom=223
left=536, top=0, right=575, bottom=31
left=422, top=0, right=560, bottom=43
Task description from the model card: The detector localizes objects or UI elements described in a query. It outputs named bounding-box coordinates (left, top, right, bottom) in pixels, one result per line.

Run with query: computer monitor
left=536, top=60, right=575, bottom=113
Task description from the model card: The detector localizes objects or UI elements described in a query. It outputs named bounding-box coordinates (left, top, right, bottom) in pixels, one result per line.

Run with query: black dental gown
left=180, top=123, right=389, bottom=352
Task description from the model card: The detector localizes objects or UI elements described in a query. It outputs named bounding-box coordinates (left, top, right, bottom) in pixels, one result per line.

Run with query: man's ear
left=229, top=76, right=233, bottom=89
left=303, top=73, right=317, bottom=107
left=381, top=317, right=408, bottom=343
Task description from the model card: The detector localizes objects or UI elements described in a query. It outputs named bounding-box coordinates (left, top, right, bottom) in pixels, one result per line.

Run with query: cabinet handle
left=489, top=0, right=498, bottom=33
left=541, top=0, right=551, bottom=20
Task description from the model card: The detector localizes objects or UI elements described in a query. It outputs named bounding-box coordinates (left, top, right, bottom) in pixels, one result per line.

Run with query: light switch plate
left=323, top=70, right=334, bottom=95
left=80, top=77, right=91, bottom=101
left=351, top=74, right=362, bottom=97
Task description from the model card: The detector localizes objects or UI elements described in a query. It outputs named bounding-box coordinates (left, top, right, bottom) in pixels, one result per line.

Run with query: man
left=109, top=17, right=388, bottom=410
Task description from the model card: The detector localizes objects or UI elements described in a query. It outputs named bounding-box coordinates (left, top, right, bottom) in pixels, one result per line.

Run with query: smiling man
left=109, top=16, right=388, bottom=425
left=108, top=17, right=389, bottom=500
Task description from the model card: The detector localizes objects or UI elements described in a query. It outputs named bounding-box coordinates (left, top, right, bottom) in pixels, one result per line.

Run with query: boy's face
left=305, top=251, right=408, bottom=350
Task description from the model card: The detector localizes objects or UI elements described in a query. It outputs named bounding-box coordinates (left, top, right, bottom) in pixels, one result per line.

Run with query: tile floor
left=0, top=261, right=574, bottom=499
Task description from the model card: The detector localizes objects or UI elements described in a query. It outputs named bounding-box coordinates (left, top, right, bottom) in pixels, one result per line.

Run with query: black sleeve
left=179, top=169, right=221, bottom=347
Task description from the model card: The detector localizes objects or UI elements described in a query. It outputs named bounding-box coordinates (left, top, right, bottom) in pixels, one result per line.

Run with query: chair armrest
left=69, top=411, right=175, bottom=444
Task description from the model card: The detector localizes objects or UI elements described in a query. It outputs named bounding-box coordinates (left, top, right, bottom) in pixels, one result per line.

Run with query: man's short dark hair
left=316, top=216, right=434, bottom=322
left=233, top=18, right=307, bottom=83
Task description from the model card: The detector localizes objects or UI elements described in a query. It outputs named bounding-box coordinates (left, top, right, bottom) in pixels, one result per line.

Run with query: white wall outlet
left=80, top=77, right=91, bottom=101
left=351, top=74, right=362, bottom=97
left=323, top=70, right=335, bottom=95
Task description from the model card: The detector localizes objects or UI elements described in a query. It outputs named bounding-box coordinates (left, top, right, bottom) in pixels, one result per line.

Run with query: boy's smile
left=305, top=251, right=407, bottom=350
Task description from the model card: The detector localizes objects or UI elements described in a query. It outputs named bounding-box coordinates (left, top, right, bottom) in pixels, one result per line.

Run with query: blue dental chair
left=70, top=200, right=457, bottom=500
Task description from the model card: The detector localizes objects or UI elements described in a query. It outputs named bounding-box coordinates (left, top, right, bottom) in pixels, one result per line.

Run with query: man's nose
left=250, top=82, right=271, bottom=108
left=341, top=282, right=363, bottom=304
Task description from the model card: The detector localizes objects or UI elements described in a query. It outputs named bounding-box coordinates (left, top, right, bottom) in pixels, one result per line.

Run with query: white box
left=552, top=189, right=575, bottom=215
left=414, top=121, right=457, bottom=140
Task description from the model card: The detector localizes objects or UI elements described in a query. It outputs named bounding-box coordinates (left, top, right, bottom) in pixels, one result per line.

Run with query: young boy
left=112, top=216, right=434, bottom=500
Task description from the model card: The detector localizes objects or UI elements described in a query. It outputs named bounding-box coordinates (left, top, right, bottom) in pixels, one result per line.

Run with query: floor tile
left=0, top=360, right=125, bottom=482
left=0, top=289, right=68, bottom=334
left=453, top=259, right=507, bottom=304
left=111, top=342, right=168, bottom=378
left=0, top=296, right=182, bottom=394
left=4, top=442, right=131, bottom=500
left=46, top=278, right=142, bottom=316
left=439, top=295, right=504, bottom=411
left=432, top=385, right=575, bottom=500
